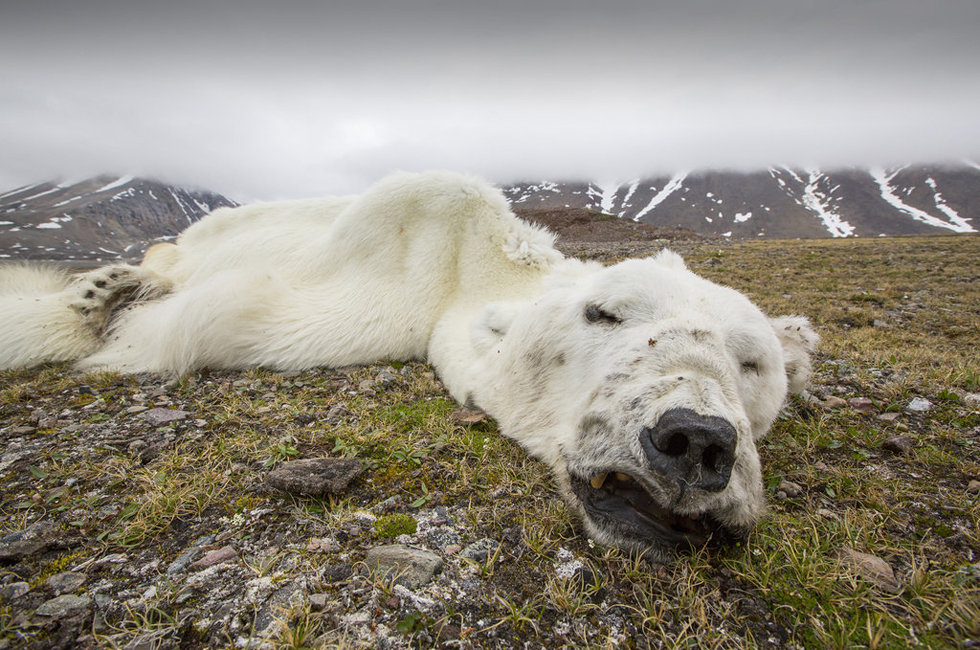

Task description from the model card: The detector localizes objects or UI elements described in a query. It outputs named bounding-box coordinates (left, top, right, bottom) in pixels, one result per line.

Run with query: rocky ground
left=1, top=233, right=979, bottom=649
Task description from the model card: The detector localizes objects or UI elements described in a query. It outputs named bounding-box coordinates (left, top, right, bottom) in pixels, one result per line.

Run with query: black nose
left=641, top=408, right=737, bottom=492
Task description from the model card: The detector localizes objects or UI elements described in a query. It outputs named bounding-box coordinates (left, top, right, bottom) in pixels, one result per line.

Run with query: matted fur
left=0, top=171, right=817, bottom=558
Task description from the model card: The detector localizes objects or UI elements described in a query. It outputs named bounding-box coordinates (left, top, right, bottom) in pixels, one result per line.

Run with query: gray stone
left=819, top=396, right=847, bottom=410
left=35, top=594, right=93, bottom=617
left=848, top=397, right=876, bottom=415
left=266, top=458, right=363, bottom=496
left=426, top=527, right=462, bottom=551
left=839, top=547, right=901, bottom=592
left=0, top=582, right=29, bottom=600
left=375, top=369, right=398, bottom=388
left=142, top=408, right=190, bottom=427
left=45, top=571, right=86, bottom=594
left=364, top=544, right=443, bottom=590
left=906, top=397, right=933, bottom=412
left=0, top=522, right=61, bottom=562
left=453, top=408, right=488, bottom=425
left=882, top=435, right=914, bottom=456
left=309, top=593, right=330, bottom=612
left=460, top=538, right=500, bottom=564
left=166, top=535, right=215, bottom=575
left=253, top=581, right=306, bottom=633
left=777, top=480, right=803, bottom=498
left=964, top=393, right=980, bottom=408
left=967, top=480, right=980, bottom=494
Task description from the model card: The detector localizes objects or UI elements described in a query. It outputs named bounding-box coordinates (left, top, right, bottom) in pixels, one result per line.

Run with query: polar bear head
left=469, top=250, right=817, bottom=560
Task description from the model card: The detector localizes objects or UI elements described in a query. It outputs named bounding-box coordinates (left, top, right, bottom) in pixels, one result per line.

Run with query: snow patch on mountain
left=96, top=175, right=136, bottom=194
left=633, top=172, right=688, bottom=222
left=870, top=167, right=976, bottom=233
left=801, top=169, right=855, bottom=237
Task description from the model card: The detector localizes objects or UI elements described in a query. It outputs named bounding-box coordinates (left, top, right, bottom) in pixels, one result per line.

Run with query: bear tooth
left=590, top=473, right=607, bottom=489
left=615, top=472, right=631, bottom=482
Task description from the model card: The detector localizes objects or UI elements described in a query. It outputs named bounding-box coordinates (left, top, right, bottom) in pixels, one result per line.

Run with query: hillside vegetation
left=1, top=235, right=978, bottom=648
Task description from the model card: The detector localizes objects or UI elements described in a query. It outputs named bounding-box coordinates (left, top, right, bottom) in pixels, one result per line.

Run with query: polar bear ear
left=650, top=249, right=687, bottom=271
left=770, top=315, right=819, bottom=394
left=470, top=301, right=522, bottom=354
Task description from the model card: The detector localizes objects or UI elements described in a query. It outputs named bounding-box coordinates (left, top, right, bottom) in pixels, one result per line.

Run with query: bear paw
left=69, top=265, right=166, bottom=334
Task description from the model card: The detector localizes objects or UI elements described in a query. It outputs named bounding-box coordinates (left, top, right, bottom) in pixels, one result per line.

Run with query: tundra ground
left=1, top=235, right=978, bottom=648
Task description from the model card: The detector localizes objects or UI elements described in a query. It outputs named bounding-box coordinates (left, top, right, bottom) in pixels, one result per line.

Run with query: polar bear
left=0, top=171, right=817, bottom=559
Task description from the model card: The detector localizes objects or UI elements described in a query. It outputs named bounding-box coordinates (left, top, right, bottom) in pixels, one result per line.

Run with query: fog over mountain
left=1, top=1, right=978, bottom=201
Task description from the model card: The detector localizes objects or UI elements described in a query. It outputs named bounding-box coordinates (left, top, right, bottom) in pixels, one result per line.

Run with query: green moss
left=374, top=513, right=417, bottom=538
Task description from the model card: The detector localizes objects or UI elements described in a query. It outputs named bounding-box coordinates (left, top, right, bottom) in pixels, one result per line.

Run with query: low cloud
left=2, top=1, right=978, bottom=200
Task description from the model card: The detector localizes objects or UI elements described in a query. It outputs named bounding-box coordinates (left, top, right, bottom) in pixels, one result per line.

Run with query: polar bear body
left=0, top=171, right=817, bottom=559
left=40, top=173, right=561, bottom=374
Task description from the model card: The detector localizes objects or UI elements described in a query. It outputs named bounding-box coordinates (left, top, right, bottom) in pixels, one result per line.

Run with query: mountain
left=1, top=165, right=976, bottom=264
left=502, top=164, right=979, bottom=239
left=0, top=175, right=236, bottom=263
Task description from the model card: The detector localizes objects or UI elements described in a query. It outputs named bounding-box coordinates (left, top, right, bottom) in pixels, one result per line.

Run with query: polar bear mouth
left=570, top=471, right=725, bottom=548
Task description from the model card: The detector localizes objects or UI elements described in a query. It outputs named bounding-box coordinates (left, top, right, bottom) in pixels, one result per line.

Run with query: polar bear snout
left=641, top=408, right=737, bottom=494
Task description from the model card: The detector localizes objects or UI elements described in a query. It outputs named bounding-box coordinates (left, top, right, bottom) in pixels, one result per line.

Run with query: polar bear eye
left=584, top=304, right=621, bottom=325
left=740, top=360, right=761, bottom=375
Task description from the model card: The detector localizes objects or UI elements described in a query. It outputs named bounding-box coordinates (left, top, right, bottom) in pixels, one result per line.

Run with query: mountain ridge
left=1, top=164, right=976, bottom=263
left=502, top=163, right=979, bottom=239
left=0, top=175, right=236, bottom=262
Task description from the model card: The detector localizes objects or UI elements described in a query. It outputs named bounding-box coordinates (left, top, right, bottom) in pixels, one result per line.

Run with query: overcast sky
left=2, top=0, right=978, bottom=201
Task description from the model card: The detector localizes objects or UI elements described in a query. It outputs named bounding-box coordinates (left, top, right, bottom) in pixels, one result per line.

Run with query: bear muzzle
left=640, top=407, right=737, bottom=494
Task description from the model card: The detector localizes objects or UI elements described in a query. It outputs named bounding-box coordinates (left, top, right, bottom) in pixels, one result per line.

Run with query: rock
left=324, top=404, right=350, bottom=424
left=306, top=537, right=340, bottom=553
left=320, top=563, right=354, bottom=583
left=964, top=393, right=980, bottom=408
left=9, top=425, right=36, bottom=435
left=777, top=480, right=803, bottom=498
left=35, top=594, right=93, bottom=617
left=309, top=593, right=330, bottom=612
left=142, top=408, right=190, bottom=427
left=848, top=397, right=876, bottom=415
left=882, top=435, right=914, bottom=456
left=820, top=396, right=847, bottom=409
left=839, top=547, right=901, bottom=592
left=452, top=408, right=488, bottom=426
left=266, top=458, right=363, bottom=496
left=967, top=480, right=980, bottom=494
left=375, top=369, right=398, bottom=388
left=426, top=527, right=462, bottom=551
left=189, top=545, right=237, bottom=569
left=0, top=521, right=62, bottom=562
left=364, top=544, right=443, bottom=590
left=45, top=572, right=87, bottom=595
left=906, top=397, right=933, bottom=413
left=877, top=412, right=901, bottom=422
left=460, top=538, right=499, bottom=564
left=371, top=495, right=402, bottom=513
left=357, top=379, right=377, bottom=395
left=0, top=582, right=29, bottom=600
left=253, top=581, right=305, bottom=633
left=166, top=535, right=215, bottom=576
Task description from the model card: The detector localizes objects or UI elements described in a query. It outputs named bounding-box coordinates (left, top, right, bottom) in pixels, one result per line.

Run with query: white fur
left=0, top=171, right=817, bottom=556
